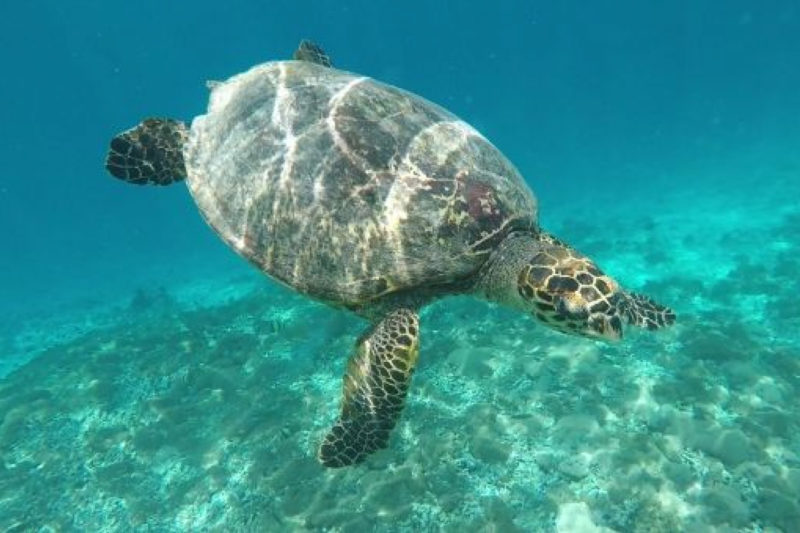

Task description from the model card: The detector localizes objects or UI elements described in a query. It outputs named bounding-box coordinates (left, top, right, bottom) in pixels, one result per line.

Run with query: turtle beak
left=554, top=296, right=623, bottom=342
left=587, top=312, right=623, bottom=342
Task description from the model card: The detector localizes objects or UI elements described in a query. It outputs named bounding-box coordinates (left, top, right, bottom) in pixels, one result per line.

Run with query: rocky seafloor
left=1, top=167, right=799, bottom=532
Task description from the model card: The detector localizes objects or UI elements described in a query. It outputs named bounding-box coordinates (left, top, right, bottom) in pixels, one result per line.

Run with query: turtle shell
left=185, top=60, right=537, bottom=307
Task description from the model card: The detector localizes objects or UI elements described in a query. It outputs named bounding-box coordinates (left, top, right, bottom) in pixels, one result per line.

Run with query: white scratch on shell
left=327, top=77, right=368, bottom=162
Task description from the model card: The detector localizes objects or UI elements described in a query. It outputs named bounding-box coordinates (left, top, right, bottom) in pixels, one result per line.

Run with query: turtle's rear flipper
left=620, top=292, right=676, bottom=330
left=318, top=309, right=419, bottom=468
left=293, top=40, right=333, bottom=67
left=105, top=118, right=188, bottom=186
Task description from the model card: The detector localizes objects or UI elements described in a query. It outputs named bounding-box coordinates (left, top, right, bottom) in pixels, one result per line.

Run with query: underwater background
left=1, top=1, right=799, bottom=531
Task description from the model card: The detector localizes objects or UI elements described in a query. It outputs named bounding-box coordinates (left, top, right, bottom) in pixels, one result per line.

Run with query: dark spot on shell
left=428, top=180, right=455, bottom=196
left=577, top=273, right=593, bottom=285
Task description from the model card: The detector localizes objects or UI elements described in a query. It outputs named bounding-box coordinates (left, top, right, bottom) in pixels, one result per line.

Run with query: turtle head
left=515, top=233, right=675, bottom=341
left=479, top=232, right=676, bottom=340
left=517, top=237, right=625, bottom=341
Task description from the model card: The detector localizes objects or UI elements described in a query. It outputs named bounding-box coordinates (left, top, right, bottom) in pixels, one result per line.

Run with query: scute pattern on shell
left=186, top=60, right=537, bottom=307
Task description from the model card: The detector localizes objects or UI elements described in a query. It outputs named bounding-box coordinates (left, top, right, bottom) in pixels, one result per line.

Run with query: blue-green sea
left=2, top=1, right=800, bottom=531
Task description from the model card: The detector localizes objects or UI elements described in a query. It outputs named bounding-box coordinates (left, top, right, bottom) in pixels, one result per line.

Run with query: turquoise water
left=2, top=1, right=800, bottom=531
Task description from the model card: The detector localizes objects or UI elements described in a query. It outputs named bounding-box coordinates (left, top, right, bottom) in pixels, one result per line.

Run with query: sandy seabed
left=2, top=166, right=799, bottom=532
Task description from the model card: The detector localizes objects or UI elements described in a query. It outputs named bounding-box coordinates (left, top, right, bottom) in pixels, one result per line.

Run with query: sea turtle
left=105, top=40, right=675, bottom=468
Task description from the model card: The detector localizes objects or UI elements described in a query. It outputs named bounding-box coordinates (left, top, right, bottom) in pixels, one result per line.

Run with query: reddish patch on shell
left=465, top=181, right=502, bottom=225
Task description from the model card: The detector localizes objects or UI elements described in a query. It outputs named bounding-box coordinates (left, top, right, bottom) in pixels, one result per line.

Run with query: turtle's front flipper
left=619, top=292, right=676, bottom=330
left=318, top=309, right=419, bottom=468
left=105, top=118, right=188, bottom=186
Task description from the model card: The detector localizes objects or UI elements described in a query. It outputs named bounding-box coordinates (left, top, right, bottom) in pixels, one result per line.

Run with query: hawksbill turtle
left=105, top=40, right=675, bottom=468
